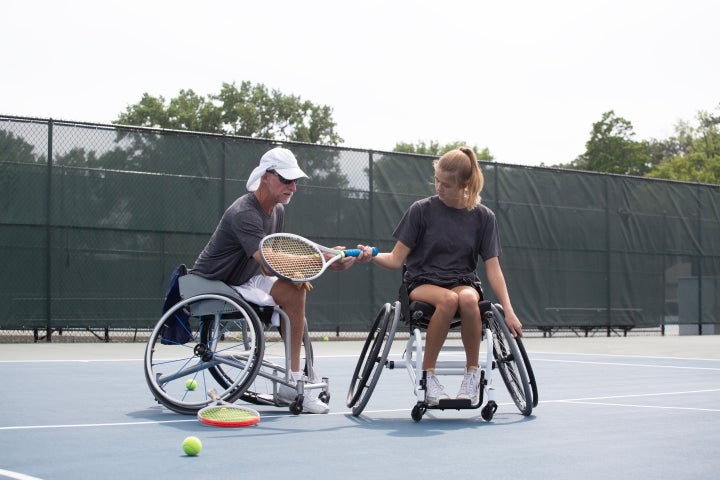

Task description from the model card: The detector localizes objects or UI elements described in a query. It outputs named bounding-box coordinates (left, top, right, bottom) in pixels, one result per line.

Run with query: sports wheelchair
left=346, top=284, right=538, bottom=422
left=144, top=267, right=328, bottom=415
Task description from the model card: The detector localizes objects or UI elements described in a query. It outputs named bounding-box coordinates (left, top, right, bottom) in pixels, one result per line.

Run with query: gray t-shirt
left=393, top=196, right=501, bottom=287
left=190, top=193, right=284, bottom=285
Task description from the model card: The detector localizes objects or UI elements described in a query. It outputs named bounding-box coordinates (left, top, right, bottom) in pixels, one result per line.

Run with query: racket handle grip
left=344, top=247, right=378, bottom=257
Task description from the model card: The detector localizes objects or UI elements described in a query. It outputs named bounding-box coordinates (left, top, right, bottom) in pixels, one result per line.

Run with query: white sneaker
left=425, top=372, right=450, bottom=406
left=301, top=390, right=330, bottom=414
left=276, top=377, right=330, bottom=414
left=457, top=369, right=481, bottom=404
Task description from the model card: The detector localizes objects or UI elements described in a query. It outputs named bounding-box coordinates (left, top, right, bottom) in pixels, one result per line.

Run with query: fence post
left=605, top=177, right=612, bottom=336
left=220, top=139, right=227, bottom=214
left=45, top=119, right=54, bottom=342
left=662, top=212, right=667, bottom=336
left=368, top=150, right=375, bottom=315
left=696, top=184, right=703, bottom=335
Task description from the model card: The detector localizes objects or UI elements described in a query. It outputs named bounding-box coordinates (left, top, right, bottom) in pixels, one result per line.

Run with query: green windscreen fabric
left=1, top=116, right=719, bottom=335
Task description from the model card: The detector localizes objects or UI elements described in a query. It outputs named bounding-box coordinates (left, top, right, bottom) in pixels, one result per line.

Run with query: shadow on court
left=1, top=337, right=719, bottom=480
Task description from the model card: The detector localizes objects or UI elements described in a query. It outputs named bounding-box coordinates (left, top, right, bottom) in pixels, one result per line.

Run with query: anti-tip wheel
left=481, top=401, right=497, bottom=421
left=290, top=398, right=303, bottom=415
left=411, top=403, right=426, bottom=422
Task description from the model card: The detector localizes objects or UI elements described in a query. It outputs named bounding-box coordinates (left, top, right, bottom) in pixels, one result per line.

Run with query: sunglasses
left=267, top=170, right=296, bottom=185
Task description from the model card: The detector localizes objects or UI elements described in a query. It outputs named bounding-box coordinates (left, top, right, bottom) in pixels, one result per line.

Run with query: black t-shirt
left=191, top=193, right=284, bottom=285
left=392, top=196, right=501, bottom=287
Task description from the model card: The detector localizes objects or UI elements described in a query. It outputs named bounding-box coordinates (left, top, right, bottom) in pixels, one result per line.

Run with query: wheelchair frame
left=144, top=273, right=328, bottom=415
left=346, top=298, right=538, bottom=422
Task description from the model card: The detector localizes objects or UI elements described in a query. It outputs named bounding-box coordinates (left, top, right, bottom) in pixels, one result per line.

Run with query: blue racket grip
left=343, top=247, right=378, bottom=257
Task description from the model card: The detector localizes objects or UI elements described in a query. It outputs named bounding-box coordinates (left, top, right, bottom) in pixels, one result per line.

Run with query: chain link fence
left=2, top=115, right=719, bottom=342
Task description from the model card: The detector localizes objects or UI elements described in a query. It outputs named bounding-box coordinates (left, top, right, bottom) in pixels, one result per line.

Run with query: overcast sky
left=2, top=0, right=718, bottom=166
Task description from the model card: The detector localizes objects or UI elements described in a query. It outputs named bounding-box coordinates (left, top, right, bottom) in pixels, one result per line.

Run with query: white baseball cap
left=246, top=147, right=309, bottom=192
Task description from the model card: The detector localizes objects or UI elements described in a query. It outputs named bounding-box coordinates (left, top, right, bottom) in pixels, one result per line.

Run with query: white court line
left=0, top=419, right=195, bottom=431
left=0, top=359, right=142, bottom=364
left=544, top=388, right=720, bottom=412
left=0, top=354, right=352, bottom=364
left=557, top=401, right=719, bottom=413
left=529, top=350, right=720, bottom=362
left=3, top=389, right=717, bottom=432
left=0, top=409, right=365, bottom=431
left=534, top=358, right=720, bottom=371
left=0, top=404, right=500, bottom=431
left=0, top=469, right=43, bottom=480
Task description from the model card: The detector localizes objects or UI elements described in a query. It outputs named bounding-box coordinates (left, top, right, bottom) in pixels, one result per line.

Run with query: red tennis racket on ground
left=197, top=389, right=260, bottom=427
left=259, top=233, right=377, bottom=282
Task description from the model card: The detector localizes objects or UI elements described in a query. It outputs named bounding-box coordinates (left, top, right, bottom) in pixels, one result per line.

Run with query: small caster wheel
left=411, top=404, right=426, bottom=422
left=318, top=391, right=330, bottom=404
left=481, top=400, right=497, bottom=421
left=290, top=397, right=304, bottom=415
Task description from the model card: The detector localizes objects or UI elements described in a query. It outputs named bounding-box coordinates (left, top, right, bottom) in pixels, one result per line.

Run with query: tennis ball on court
left=182, top=436, right=202, bottom=456
left=185, top=379, right=197, bottom=391
left=323, top=336, right=329, bottom=341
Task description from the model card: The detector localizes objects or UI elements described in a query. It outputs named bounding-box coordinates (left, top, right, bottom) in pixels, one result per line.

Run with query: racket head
left=197, top=404, right=261, bottom=427
left=260, top=233, right=334, bottom=282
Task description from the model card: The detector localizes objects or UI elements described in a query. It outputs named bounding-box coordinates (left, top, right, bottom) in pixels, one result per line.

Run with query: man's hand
left=327, top=247, right=356, bottom=272
left=290, top=272, right=313, bottom=292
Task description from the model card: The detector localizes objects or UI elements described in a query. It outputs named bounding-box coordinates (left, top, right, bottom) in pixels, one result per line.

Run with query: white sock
left=291, top=371, right=303, bottom=382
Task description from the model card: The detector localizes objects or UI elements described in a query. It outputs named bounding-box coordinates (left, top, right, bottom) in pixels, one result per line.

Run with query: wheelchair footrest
left=431, top=398, right=473, bottom=410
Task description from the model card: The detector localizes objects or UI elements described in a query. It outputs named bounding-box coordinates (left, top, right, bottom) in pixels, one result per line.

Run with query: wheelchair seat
left=407, top=300, right=464, bottom=330
left=179, top=272, right=274, bottom=326
left=179, top=272, right=238, bottom=298
left=400, top=280, right=481, bottom=331
left=407, top=300, right=494, bottom=330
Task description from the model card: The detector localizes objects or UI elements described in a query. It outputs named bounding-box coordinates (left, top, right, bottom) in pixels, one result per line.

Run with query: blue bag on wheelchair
left=160, top=264, right=193, bottom=345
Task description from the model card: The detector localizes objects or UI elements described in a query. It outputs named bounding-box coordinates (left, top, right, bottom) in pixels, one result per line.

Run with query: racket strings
left=262, top=238, right=323, bottom=280
left=200, top=406, right=256, bottom=421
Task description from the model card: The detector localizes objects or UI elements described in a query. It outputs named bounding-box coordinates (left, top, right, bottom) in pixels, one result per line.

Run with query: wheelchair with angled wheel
left=347, top=283, right=538, bottom=422
left=144, top=266, right=329, bottom=416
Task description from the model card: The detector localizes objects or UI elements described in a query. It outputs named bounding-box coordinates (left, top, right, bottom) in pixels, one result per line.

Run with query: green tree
left=571, top=110, right=652, bottom=175
left=0, top=130, right=39, bottom=164
left=368, top=141, right=494, bottom=194
left=393, top=140, right=494, bottom=161
left=646, top=109, right=720, bottom=184
left=646, top=136, right=683, bottom=167
left=0, top=130, right=46, bottom=217
left=115, top=81, right=343, bottom=145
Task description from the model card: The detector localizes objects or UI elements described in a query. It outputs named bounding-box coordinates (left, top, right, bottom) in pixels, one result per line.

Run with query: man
left=190, top=146, right=363, bottom=413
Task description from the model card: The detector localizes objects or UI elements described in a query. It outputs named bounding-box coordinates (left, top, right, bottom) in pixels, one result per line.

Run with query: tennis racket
left=259, top=233, right=378, bottom=282
left=197, top=389, right=261, bottom=427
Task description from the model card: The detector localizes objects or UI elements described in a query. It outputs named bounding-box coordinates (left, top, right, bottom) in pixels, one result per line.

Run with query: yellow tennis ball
left=323, top=336, right=329, bottom=341
left=185, top=379, right=197, bottom=391
left=182, top=436, right=202, bottom=456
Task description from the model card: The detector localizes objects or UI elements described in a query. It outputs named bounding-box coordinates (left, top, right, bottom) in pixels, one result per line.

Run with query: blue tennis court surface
left=1, top=336, right=719, bottom=480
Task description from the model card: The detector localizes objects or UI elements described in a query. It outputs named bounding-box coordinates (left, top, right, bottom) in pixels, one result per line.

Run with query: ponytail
left=434, top=147, right=484, bottom=210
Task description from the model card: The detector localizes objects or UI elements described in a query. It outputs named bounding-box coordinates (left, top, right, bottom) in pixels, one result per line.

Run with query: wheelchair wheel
left=486, top=304, right=533, bottom=416
left=493, top=304, right=539, bottom=408
left=346, top=302, right=399, bottom=416
left=144, top=293, right=265, bottom=415
left=515, top=335, right=539, bottom=407
left=346, top=303, right=390, bottom=408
